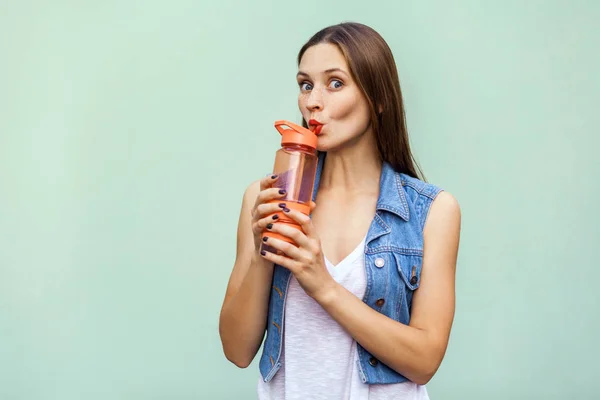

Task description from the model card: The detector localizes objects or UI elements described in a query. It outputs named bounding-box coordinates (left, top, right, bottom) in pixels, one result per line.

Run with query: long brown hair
left=297, top=22, right=425, bottom=181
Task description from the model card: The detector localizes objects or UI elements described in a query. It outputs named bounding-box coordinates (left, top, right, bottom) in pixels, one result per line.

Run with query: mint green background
left=1, top=1, right=599, bottom=399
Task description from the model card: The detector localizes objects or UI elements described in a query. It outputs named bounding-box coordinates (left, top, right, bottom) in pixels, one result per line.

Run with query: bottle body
left=261, top=144, right=318, bottom=255
left=272, top=144, right=318, bottom=204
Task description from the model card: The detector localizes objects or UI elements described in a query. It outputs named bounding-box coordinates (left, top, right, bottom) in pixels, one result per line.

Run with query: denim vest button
left=369, top=357, right=379, bottom=367
left=375, top=298, right=385, bottom=307
left=410, top=276, right=418, bottom=285
left=375, top=258, right=385, bottom=268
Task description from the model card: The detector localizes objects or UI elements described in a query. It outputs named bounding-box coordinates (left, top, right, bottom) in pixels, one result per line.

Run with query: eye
left=300, top=82, right=313, bottom=91
left=329, top=79, right=343, bottom=89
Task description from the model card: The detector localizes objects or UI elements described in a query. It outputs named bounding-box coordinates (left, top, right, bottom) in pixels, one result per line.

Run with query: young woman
left=219, top=22, right=461, bottom=400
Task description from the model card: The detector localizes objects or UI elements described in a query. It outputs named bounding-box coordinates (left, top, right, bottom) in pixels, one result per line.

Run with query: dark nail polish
left=272, top=215, right=279, bottom=220
left=283, top=208, right=290, bottom=213
left=278, top=203, right=286, bottom=208
left=271, top=175, right=278, bottom=179
left=261, top=250, right=266, bottom=256
left=279, top=189, right=286, bottom=195
left=262, top=236, right=268, bottom=242
left=267, top=223, right=273, bottom=230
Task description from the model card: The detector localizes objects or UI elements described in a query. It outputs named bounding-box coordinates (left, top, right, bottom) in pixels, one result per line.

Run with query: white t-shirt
left=257, top=235, right=430, bottom=400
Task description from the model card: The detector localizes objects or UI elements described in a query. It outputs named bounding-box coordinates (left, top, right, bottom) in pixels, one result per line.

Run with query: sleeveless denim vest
left=259, top=152, right=443, bottom=384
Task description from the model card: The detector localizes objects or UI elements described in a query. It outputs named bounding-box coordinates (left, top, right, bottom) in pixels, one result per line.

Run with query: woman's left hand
left=260, top=207, right=337, bottom=302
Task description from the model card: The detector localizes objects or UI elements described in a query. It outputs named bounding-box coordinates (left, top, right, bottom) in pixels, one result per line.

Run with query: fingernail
left=262, top=236, right=268, bottom=242
left=261, top=250, right=266, bottom=256
left=271, top=175, right=278, bottom=179
left=279, top=189, right=286, bottom=195
left=278, top=203, right=286, bottom=208
left=267, top=223, right=273, bottom=229
left=283, top=208, right=290, bottom=213
left=272, top=215, right=279, bottom=220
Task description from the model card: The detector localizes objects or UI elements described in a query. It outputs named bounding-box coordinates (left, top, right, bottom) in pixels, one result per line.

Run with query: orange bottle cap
left=274, top=120, right=318, bottom=149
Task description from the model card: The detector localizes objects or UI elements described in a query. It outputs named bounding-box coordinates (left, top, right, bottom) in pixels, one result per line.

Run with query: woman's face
left=297, top=43, right=373, bottom=152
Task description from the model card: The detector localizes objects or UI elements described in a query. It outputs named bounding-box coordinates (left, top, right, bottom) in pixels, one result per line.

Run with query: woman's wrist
left=312, top=279, right=341, bottom=307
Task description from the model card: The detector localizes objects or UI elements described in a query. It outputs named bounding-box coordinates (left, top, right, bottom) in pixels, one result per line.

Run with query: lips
left=308, top=119, right=324, bottom=135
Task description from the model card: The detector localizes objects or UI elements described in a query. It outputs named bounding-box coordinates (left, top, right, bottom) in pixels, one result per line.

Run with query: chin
left=315, top=136, right=332, bottom=152
left=316, top=136, right=342, bottom=153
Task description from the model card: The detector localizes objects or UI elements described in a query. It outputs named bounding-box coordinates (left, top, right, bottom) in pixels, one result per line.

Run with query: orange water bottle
left=261, top=120, right=319, bottom=255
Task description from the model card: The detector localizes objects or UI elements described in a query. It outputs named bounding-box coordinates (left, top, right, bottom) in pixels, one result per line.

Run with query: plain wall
left=1, top=1, right=599, bottom=399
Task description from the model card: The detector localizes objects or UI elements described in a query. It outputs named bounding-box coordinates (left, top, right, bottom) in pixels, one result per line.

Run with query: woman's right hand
left=250, top=175, right=288, bottom=252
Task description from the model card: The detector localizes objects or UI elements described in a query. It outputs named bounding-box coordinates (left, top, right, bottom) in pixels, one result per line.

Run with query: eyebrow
left=296, top=68, right=348, bottom=78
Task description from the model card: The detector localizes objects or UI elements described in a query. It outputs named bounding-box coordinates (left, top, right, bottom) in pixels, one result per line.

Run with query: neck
left=319, top=136, right=381, bottom=194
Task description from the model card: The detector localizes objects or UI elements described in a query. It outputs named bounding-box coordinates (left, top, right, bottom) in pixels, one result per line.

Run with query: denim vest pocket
left=393, top=252, right=423, bottom=320
left=393, top=252, right=423, bottom=290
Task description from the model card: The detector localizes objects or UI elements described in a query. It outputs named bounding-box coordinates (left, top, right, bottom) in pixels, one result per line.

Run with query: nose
left=306, top=87, right=323, bottom=111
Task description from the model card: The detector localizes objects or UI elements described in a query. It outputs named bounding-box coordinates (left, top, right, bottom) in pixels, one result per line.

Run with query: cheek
left=330, top=92, right=368, bottom=119
left=327, top=94, right=354, bottom=120
left=329, top=93, right=371, bottom=130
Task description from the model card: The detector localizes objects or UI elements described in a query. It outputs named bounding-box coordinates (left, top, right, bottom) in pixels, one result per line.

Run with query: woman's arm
left=218, top=181, right=274, bottom=368
left=315, top=191, right=461, bottom=384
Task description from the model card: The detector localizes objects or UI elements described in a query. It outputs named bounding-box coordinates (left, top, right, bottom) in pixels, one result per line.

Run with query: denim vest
left=259, top=152, right=443, bottom=384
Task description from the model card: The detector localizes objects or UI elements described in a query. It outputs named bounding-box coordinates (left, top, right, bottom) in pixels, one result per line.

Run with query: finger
left=262, top=236, right=305, bottom=260
left=280, top=208, right=315, bottom=238
left=254, top=202, right=286, bottom=222
left=309, top=201, right=317, bottom=212
left=266, top=220, right=311, bottom=248
left=252, top=214, right=280, bottom=235
left=255, top=188, right=287, bottom=210
left=260, top=249, right=299, bottom=273
left=259, top=174, right=279, bottom=191
left=253, top=176, right=283, bottom=211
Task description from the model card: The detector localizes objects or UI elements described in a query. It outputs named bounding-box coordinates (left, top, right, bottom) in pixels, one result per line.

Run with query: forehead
left=298, top=43, right=349, bottom=72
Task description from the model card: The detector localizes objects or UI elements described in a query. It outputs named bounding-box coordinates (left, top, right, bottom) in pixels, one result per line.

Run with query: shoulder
left=398, top=173, right=443, bottom=201
left=430, top=191, right=461, bottom=216
left=242, top=179, right=261, bottom=205
left=398, top=173, right=461, bottom=227
left=424, top=187, right=461, bottom=238
left=237, top=179, right=263, bottom=223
